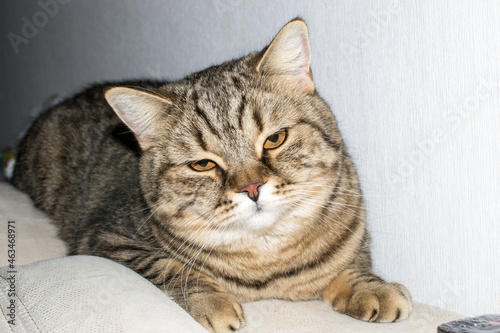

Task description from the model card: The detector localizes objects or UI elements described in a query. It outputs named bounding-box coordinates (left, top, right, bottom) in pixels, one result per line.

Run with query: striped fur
left=12, top=19, right=411, bottom=332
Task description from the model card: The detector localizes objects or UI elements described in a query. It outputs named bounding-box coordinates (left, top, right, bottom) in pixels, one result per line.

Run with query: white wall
left=1, top=0, right=499, bottom=316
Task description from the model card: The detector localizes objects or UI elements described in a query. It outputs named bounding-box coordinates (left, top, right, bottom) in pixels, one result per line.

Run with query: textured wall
left=1, top=0, right=499, bottom=316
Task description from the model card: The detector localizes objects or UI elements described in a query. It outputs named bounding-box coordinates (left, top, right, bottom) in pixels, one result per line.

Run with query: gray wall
left=1, top=0, right=499, bottom=316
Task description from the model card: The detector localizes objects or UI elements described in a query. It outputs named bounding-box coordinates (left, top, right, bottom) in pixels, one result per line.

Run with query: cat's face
left=105, top=20, right=348, bottom=246
left=152, top=89, right=342, bottom=240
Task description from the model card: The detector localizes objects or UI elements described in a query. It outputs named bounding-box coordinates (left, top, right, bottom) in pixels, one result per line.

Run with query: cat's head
left=105, top=19, right=352, bottom=246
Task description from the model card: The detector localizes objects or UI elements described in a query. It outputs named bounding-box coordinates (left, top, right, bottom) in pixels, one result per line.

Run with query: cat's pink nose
left=240, top=182, right=264, bottom=202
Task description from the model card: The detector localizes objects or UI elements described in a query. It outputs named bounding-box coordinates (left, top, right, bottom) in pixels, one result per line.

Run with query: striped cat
left=12, top=19, right=411, bottom=332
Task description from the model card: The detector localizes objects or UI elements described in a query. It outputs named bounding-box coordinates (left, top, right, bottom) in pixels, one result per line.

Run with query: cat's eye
left=263, top=129, right=287, bottom=150
left=189, top=159, right=216, bottom=172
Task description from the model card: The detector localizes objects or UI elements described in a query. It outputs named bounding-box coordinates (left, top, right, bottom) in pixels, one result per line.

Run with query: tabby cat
left=12, top=19, right=412, bottom=332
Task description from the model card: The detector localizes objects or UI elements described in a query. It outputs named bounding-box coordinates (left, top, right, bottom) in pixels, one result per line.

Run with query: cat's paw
left=188, top=292, right=245, bottom=333
left=323, top=270, right=412, bottom=323
left=341, top=282, right=412, bottom=322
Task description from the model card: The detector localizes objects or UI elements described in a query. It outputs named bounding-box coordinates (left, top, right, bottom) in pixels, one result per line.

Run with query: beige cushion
left=0, top=183, right=66, bottom=266
left=0, top=256, right=206, bottom=332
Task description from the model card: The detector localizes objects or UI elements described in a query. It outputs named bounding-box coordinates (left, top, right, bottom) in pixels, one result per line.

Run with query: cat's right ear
left=256, top=19, right=314, bottom=94
left=105, top=87, right=172, bottom=149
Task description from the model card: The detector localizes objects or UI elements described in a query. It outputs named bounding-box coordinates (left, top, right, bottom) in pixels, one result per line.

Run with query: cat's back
left=13, top=84, right=116, bottom=193
left=12, top=84, right=143, bottom=243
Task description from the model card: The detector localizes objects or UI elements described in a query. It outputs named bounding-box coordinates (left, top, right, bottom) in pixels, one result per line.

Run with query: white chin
left=242, top=208, right=280, bottom=230
left=231, top=183, right=283, bottom=231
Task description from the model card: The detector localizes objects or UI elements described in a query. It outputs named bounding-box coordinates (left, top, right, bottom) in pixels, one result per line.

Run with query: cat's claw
left=188, top=292, right=245, bottom=333
left=342, top=283, right=412, bottom=322
left=323, top=270, right=412, bottom=323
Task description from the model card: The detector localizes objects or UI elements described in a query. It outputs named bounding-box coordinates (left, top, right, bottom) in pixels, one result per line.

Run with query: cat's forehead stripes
left=236, top=95, right=246, bottom=130
left=190, top=90, right=222, bottom=141
left=183, top=87, right=261, bottom=157
left=251, top=104, right=264, bottom=133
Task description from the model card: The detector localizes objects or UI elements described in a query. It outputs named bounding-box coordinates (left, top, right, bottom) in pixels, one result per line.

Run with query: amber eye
left=263, top=129, right=287, bottom=150
left=189, top=159, right=216, bottom=171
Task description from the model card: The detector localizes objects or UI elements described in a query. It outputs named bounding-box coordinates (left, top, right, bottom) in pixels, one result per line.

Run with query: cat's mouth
left=227, top=182, right=286, bottom=231
left=232, top=200, right=281, bottom=231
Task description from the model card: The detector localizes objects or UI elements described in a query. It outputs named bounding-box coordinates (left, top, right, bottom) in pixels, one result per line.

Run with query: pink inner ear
left=105, top=87, right=172, bottom=149
left=297, top=32, right=311, bottom=72
left=285, top=34, right=313, bottom=92
left=294, top=31, right=314, bottom=92
left=118, top=107, right=159, bottom=148
left=259, top=20, right=315, bottom=93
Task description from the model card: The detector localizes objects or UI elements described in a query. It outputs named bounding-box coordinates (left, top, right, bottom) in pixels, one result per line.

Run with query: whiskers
left=290, top=195, right=369, bottom=248
left=285, top=180, right=371, bottom=247
left=134, top=203, right=162, bottom=238
left=152, top=202, right=237, bottom=309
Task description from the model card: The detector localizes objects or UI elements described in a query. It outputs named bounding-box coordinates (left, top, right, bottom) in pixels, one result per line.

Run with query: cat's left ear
left=256, top=18, right=314, bottom=93
left=105, top=87, right=172, bottom=149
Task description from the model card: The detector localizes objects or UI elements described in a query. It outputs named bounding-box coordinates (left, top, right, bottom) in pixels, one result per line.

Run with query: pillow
left=0, top=182, right=66, bottom=266
left=0, top=255, right=206, bottom=332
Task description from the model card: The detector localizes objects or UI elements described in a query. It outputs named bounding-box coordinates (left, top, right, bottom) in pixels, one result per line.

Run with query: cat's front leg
left=145, top=258, right=245, bottom=333
left=322, top=268, right=412, bottom=322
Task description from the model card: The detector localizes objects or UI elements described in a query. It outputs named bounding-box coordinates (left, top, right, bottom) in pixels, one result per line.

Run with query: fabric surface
left=0, top=182, right=463, bottom=332
left=0, top=256, right=207, bottom=333
left=241, top=300, right=462, bottom=333
left=0, top=256, right=462, bottom=333
left=0, top=182, right=66, bottom=266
